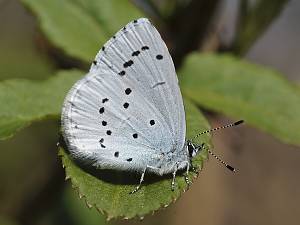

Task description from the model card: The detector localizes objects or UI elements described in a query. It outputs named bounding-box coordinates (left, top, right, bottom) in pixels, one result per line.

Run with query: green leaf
left=59, top=98, right=210, bottom=219
left=63, top=186, right=107, bottom=225
left=179, top=53, right=300, bottom=146
left=20, top=0, right=144, bottom=62
left=71, top=0, right=144, bottom=35
left=0, top=70, right=83, bottom=140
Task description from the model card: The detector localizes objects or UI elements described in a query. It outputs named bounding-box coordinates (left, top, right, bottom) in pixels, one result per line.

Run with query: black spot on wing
left=123, top=102, right=129, bottom=109
left=123, top=60, right=134, bottom=68
left=102, top=98, right=109, bottom=103
left=118, top=71, right=126, bottom=76
left=132, top=50, right=140, bottom=57
left=99, top=107, right=105, bottom=114
left=125, top=88, right=132, bottom=95
left=156, top=54, right=163, bottom=60
left=141, top=46, right=149, bottom=51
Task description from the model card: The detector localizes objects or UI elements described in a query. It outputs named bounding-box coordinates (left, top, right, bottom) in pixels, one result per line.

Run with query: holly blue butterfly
left=61, top=18, right=243, bottom=194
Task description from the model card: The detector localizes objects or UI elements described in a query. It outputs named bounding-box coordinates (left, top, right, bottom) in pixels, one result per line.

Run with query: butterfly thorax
left=148, top=144, right=190, bottom=175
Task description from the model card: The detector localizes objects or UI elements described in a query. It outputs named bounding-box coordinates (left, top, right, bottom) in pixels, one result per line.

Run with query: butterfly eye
left=187, top=142, right=195, bottom=157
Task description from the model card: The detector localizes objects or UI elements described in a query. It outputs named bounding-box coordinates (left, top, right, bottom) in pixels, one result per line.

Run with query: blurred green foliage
left=179, top=53, right=300, bottom=146
left=0, top=70, right=83, bottom=140
left=20, top=0, right=144, bottom=61
left=63, top=187, right=107, bottom=225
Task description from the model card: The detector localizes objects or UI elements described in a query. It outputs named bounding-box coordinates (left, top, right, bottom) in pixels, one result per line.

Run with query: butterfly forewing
left=61, top=18, right=186, bottom=173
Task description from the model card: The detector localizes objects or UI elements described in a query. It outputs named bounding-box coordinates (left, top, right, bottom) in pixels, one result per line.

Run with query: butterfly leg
left=130, top=167, right=147, bottom=194
left=130, top=165, right=160, bottom=194
left=191, top=166, right=199, bottom=174
left=183, top=161, right=191, bottom=186
left=171, top=162, right=179, bottom=191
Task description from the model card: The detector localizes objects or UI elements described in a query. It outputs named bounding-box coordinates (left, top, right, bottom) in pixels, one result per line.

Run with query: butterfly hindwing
left=61, top=18, right=186, bottom=173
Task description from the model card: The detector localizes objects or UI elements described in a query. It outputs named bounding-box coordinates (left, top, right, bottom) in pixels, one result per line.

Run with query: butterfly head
left=187, top=140, right=204, bottom=158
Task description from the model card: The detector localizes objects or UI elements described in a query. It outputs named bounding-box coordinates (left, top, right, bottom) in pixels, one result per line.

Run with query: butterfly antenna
left=207, top=148, right=236, bottom=172
left=191, top=120, right=244, bottom=142
left=192, top=120, right=244, bottom=173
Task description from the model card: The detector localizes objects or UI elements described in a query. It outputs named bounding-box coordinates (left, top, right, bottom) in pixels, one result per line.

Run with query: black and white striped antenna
left=192, top=120, right=244, bottom=172
left=191, top=120, right=244, bottom=142
left=208, top=148, right=236, bottom=172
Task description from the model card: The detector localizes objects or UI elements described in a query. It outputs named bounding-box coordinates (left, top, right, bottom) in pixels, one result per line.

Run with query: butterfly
left=61, top=18, right=243, bottom=194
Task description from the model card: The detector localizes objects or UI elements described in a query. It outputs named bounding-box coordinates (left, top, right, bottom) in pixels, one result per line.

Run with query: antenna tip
left=226, top=165, right=236, bottom=172
left=234, top=120, right=244, bottom=126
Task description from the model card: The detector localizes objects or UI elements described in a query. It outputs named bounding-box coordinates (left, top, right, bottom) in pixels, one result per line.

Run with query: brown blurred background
left=0, top=1, right=299, bottom=225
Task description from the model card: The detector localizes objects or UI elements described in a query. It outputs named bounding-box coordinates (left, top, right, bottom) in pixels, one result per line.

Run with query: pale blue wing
left=61, top=18, right=186, bottom=172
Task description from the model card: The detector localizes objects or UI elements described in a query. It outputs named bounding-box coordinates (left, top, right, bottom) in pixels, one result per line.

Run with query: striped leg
left=183, top=161, right=191, bottom=186
left=130, top=167, right=147, bottom=194
left=130, top=165, right=160, bottom=194
left=171, top=162, right=179, bottom=191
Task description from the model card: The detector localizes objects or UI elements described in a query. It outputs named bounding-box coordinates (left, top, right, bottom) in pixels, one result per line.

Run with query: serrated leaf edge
left=59, top=147, right=208, bottom=220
